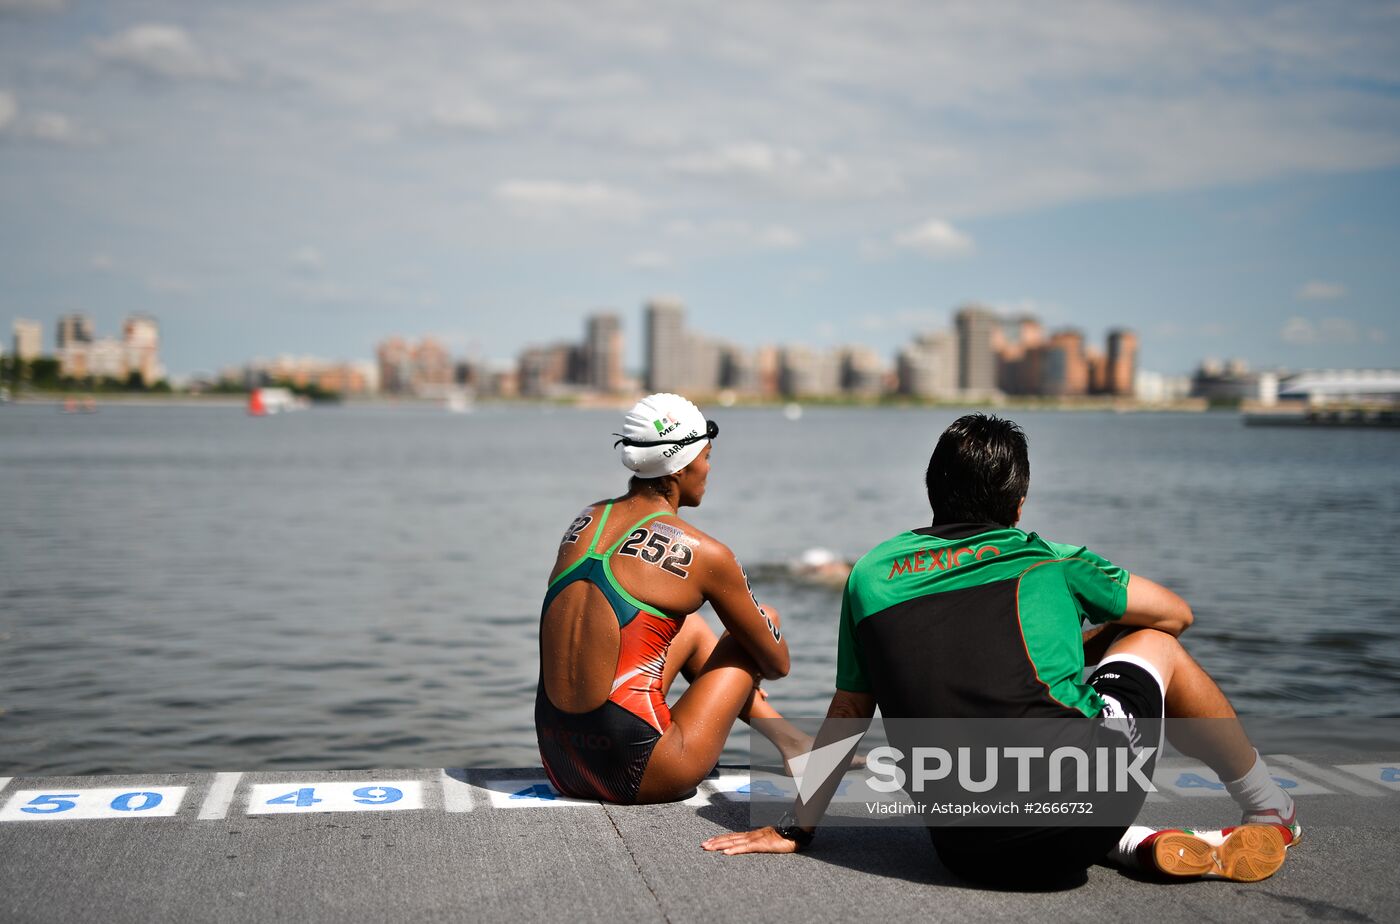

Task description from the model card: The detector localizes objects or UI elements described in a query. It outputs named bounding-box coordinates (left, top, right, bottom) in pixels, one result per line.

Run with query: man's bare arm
left=701, top=689, right=876, bottom=855
left=1117, top=574, right=1194, bottom=637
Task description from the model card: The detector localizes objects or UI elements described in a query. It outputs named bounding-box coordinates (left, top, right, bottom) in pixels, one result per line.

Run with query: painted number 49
left=266, top=786, right=402, bottom=807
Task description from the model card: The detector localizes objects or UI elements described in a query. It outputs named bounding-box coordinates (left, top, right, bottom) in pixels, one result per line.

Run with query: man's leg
left=1098, top=628, right=1300, bottom=841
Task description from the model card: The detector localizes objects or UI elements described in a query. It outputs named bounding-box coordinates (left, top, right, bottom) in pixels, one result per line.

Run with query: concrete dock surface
left=1, top=758, right=1397, bottom=923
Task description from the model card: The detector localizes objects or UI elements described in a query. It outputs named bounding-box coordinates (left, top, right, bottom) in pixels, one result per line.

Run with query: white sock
left=1223, top=750, right=1294, bottom=818
left=1108, top=825, right=1157, bottom=870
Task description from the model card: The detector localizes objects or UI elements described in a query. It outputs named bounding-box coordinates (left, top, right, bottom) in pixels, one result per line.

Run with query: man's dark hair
left=925, top=414, right=1029, bottom=526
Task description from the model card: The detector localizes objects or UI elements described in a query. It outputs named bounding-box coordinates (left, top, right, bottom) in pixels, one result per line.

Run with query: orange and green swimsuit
left=535, top=503, right=685, bottom=803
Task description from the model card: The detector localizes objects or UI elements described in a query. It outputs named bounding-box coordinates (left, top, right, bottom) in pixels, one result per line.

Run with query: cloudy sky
left=2, top=0, right=1398, bottom=376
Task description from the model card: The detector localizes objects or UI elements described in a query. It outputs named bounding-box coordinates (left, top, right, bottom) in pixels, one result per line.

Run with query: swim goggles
left=613, top=419, right=719, bottom=449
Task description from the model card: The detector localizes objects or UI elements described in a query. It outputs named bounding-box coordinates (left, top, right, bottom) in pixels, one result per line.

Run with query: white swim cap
left=616, top=393, right=717, bottom=478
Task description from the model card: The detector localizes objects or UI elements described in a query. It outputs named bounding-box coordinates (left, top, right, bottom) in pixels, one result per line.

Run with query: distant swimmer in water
left=536, top=393, right=809, bottom=804
left=790, top=548, right=853, bottom=587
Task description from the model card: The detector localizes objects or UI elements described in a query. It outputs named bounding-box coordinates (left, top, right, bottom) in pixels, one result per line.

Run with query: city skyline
left=3, top=298, right=1365, bottom=393
left=2, top=3, right=1398, bottom=377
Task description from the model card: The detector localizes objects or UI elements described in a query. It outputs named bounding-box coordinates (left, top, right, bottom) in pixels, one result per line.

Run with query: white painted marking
left=245, top=781, right=422, bottom=815
left=683, top=781, right=720, bottom=806
left=198, top=772, right=243, bottom=820
left=1268, top=755, right=1388, bottom=796
left=481, top=779, right=597, bottom=807
left=1, top=786, right=186, bottom=822
left=1336, top=763, right=1400, bottom=793
left=1155, top=763, right=1333, bottom=798
left=439, top=770, right=474, bottom=812
left=702, top=773, right=764, bottom=803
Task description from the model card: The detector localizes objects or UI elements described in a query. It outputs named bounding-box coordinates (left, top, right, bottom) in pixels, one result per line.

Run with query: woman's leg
left=659, top=615, right=811, bottom=763
left=635, top=629, right=768, bottom=802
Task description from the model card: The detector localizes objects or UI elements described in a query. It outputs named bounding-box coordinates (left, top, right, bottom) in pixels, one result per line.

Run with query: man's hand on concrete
left=701, top=827, right=801, bottom=855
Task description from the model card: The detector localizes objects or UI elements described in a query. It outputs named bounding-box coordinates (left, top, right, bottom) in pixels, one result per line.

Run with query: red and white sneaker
left=1242, top=805, right=1302, bottom=847
left=1139, top=824, right=1288, bottom=882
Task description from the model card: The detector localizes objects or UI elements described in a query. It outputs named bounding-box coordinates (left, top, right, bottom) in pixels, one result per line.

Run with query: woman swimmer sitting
left=535, top=393, right=809, bottom=804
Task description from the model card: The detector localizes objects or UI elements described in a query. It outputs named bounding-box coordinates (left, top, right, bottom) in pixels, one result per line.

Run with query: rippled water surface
left=2, top=403, right=1398, bottom=774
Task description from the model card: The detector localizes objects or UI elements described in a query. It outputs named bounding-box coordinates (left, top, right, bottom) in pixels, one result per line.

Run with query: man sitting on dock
left=704, top=413, right=1300, bottom=884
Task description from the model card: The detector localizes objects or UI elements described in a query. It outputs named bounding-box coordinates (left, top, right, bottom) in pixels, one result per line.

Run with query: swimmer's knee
left=706, top=633, right=764, bottom=680
left=1105, top=626, right=1183, bottom=673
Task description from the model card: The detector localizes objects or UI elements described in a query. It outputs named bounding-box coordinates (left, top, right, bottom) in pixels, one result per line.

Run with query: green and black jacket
left=836, top=524, right=1129, bottom=719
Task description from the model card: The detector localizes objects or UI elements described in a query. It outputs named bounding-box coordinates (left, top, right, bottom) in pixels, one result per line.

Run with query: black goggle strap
left=613, top=419, right=719, bottom=449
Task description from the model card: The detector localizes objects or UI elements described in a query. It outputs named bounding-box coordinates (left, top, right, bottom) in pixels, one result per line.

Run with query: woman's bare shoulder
left=650, top=514, right=736, bottom=564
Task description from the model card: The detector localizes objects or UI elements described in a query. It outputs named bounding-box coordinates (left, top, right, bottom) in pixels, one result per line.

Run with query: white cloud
left=21, top=112, right=91, bottom=145
left=627, top=250, right=671, bottom=270
left=857, top=308, right=949, bottom=333
left=291, top=246, right=324, bottom=276
left=671, top=142, right=798, bottom=178
left=668, top=142, right=895, bottom=198
left=756, top=225, right=801, bottom=249
left=147, top=274, right=193, bottom=295
left=665, top=218, right=803, bottom=250
left=494, top=180, right=645, bottom=220
left=93, top=24, right=237, bottom=81
left=1297, top=280, right=1347, bottom=300
left=985, top=298, right=1057, bottom=320
left=90, top=253, right=115, bottom=272
left=426, top=99, right=502, bottom=133
left=894, top=219, right=975, bottom=259
left=1281, top=316, right=1361, bottom=345
left=0, top=92, right=97, bottom=145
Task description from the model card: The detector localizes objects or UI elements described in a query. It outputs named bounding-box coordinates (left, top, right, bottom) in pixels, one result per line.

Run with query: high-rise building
left=1107, top=329, right=1138, bottom=396
left=994, top=315, right=1045, bottom=395
left=517, top=342, right=581, bottom=398
left=1087, top=348, right=1109, bottom=395
left=376, top=336, right=451, bottom=395
left=684, top=331, right=722, bottom=394
left=840, top=346, right=886, bottom=397
left=312, top=360, right=377, bottom=396
left=897, top=332, right=957, bottom=399
left=87, top=339, right=125, bottom=380
left=753, top=346, right=781, bottom=399
left=376, top=337, right=413, bottom=394
left=778, top=346, right=840, bottom=397
left=644, top=298, right=686, bottom=393
left=11, top=319, right=42, bottom=361
left=717, top=342, right=754, bottom=393
left=56, top=314, right=94, bottom=350
left=413, top=338, right=453, bottom=391
left=122, top=314, right=162, bottom=385
left=584, top=313, right=623, bottom=393
left=955, top=304, right=999, bottom=393
left=1040, top=329, right=1089, bottom=396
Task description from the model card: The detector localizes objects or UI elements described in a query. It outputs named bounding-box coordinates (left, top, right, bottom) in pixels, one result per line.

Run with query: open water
left=2, top=403, right=1398, bottom=774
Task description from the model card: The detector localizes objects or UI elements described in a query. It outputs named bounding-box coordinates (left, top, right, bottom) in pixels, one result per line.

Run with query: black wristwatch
left=774, top=812, right=814, bottom=851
